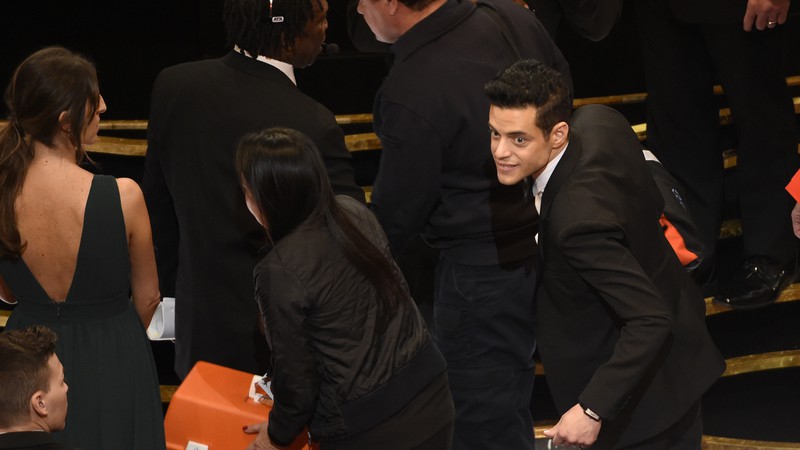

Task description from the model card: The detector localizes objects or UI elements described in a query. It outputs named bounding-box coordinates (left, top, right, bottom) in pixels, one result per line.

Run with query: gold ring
left=768, top=20, right=777, bottom=26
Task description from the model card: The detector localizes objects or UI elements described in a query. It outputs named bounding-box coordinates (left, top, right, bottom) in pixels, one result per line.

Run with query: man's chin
left=496, top=172, right=522, bottom=186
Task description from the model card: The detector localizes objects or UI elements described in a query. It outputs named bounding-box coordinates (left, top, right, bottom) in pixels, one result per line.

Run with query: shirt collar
left=532, top=142, right=569, bottom=196
left=390, top=0, right=466, bottom=63
left=234, top=46, right=296, bottom=86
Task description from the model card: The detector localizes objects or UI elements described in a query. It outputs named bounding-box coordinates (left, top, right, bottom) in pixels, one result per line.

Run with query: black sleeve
left=142, top=81, right=179, bottom=297
left=312, top=120, right=366, bottom=203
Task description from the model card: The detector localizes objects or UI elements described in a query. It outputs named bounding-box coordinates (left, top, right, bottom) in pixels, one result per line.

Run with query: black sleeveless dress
left=0, top=175, right=166, bottom=450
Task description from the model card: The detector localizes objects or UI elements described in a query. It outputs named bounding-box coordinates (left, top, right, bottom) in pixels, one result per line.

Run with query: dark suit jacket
left=0, top=431, right=80, bottom=450
left=668, top=0, right=747, bottom=23
left=669, top=0, right=798, bottom=24
left=529, top=0, right=623, bottom=41
left=535, top=105, right=725, bottom=448
left=143, top=50, right=363, bottom=378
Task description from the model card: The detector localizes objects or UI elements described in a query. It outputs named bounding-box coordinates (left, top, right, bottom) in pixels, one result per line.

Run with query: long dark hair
left=236, top=127, right=408, bottom=312
left=0, top=46, right=100, bottom=259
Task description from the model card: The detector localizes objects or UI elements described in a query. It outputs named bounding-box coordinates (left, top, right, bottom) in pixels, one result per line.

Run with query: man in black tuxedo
left=0, top=326, right=77, bottom=450
left=143, top=0, right=363, bottom=379
left=486, top=60, right=725, bottom=449
left=635, top=0, right=799, bottom=309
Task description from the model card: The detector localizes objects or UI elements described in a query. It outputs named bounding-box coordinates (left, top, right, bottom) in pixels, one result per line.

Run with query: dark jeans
left=434, top=256, right=538, bottom=450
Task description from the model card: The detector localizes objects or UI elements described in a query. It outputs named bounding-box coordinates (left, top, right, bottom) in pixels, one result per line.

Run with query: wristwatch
left=580, top=403, right=601, bottom=422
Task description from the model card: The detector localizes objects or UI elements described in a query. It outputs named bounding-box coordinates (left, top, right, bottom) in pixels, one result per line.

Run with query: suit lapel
left=539, top=134, right=582, bottom=248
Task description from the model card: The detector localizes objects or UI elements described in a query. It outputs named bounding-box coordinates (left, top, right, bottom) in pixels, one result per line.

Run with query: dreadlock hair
left=223, top=0, right=322, bottom=59
left=236, top=127, right=410, bottom=315
left=0, top=46, right=100, bottom=259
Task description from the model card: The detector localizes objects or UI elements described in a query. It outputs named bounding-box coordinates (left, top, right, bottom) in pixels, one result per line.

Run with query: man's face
left=43, top=354, right=68, bottom=431
left=356, top=0, right=399, bottom=43
left=489, top=105, right=557, bottom=185
left=290, top=0, right=329, bottom=68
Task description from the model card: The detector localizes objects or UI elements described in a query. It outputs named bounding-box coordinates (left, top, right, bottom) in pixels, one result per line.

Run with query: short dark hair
left=0, top=326, right=58, bottom=427
left=223, top=0, right=323, bottom=59
left=236, top=127, right=409, bottom=313
left=484, top=59, right=572, bottom=136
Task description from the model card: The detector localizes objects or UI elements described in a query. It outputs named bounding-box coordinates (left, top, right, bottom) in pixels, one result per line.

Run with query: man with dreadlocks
left=143, top=0, right=364, bottom=380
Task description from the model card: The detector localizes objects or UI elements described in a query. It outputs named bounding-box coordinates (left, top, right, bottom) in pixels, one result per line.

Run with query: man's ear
left=31, top=391, right=48, bottom=418
left=550, top=121, right=569, bottom=149
left=387, top=0, right=400, bottom=16
left=31, top=391, right=48, bottom=417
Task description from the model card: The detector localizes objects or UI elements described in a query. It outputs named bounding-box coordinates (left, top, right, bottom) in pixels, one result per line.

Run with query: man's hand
left=743, top=0, right=790, bottom=31
left=543, top=404, right=602, bottom=448
left=791, top=203, right=800, bottom=238
left=244, top=422, right=282, bottom=450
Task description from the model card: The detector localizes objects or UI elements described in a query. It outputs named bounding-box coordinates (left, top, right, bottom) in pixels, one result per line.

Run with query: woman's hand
left=243, top=422, right=282, bottom=450
left=243, top=422, right=313, bottom=450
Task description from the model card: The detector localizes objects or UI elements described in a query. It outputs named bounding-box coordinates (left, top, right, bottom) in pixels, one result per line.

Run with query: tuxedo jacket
left=143, top=51, right=363, bottom=378
left=668, top=0, right=746, bottom=23
left=0, top=431, right=79, bottom=450
left=535, top=105, right=725, bottom=448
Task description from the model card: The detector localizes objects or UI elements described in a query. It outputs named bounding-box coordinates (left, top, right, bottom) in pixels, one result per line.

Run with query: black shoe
left=713, top=257, right=796, bottom=310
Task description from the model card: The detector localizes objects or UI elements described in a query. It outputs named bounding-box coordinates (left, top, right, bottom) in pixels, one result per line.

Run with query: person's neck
left=398, top=0, right=447, bottom=36
left=0, top=422, right=47, bottom=433
left=233, top=46, right=296, bottom=85
left=32, top=139, right=78, bottom=166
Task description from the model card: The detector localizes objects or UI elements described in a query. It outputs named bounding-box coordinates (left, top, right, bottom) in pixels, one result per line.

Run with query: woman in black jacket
left=238, top=128, right=454, bottom=450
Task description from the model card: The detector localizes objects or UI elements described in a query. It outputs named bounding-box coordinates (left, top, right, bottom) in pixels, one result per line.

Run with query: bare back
left=15, top=156, right=95, bottom=302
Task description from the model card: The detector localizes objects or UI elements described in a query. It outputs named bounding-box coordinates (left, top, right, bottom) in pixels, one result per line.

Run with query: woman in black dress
left=0, top=47, right=165, bottom=450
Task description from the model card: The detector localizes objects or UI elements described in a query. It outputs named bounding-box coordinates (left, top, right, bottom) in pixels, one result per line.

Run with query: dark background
left=2, top=0, right=799, bottom=443
left=2, top=1, right=798, bottom=119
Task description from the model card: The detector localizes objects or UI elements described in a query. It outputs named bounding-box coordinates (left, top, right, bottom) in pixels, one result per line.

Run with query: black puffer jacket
left=254, top=196, right=446, bottom=445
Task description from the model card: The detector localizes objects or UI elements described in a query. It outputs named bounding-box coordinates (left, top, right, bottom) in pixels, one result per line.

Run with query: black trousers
left=636, top=0, right=799, bottom=272
left=619, top=402, right=702, bottom=450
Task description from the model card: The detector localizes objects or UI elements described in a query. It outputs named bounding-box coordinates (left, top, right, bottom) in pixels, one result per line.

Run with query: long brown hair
left=0, top=46, right=100, bottom=259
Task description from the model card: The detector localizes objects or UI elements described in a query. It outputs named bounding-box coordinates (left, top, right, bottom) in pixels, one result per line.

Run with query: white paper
left=147, top=297, right=176, bottom=341
left=248, top=374, right=274, bottom=404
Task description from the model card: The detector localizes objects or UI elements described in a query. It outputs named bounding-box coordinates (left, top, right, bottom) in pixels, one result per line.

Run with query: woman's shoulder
left=336, top=195, right=378, bottom=230
left=336, top=195, right=390, bottom=251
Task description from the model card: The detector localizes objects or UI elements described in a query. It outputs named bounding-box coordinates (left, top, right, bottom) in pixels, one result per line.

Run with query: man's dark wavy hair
left=485, top=59, right=572, bottom=200
left=484, top=58, right=571, bottom=136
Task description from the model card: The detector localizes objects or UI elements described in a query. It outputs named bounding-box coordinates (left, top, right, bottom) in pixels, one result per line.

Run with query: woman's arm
left=118, top=178, right=160, bottom=327
left=255, top=260, right=320, bottom=446
left=0, top=275, right=16, bottom=304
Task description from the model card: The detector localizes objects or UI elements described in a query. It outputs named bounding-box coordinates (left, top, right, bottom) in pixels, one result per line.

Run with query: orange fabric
left=164, top=361, right=313, bottom=450
left=660, top=215, right=698, bottom=266
left=786, top=169, right=800, bottom=203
